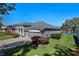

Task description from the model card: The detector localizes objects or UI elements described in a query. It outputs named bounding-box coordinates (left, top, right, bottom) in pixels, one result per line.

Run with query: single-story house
left=0, top=26, right=16, bottom=35
left=0, top=26, right=7, bottom=32
left=1, top=22, right=61, bottom=38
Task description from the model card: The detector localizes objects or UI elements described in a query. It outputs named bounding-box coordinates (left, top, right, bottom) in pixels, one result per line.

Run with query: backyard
left=4, top=34, right=76, bottom=56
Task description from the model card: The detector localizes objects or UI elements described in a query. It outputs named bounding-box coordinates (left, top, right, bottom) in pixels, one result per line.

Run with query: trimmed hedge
left=50, top=33, right=61, bottom=39
left=31, top=36, right=49, bottom=45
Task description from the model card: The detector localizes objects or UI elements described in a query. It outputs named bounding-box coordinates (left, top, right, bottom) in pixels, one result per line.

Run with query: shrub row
left=50, top=33, right=61, bottom=39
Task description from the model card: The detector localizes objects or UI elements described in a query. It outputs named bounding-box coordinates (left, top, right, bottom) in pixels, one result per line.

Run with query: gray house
left=8, top=21, right=61, bottom=37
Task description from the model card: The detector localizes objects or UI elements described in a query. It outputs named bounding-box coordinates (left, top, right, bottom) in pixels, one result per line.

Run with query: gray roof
left=24, top=21, right=60, bottom=30
left=8, top=21, right=61, bottom=30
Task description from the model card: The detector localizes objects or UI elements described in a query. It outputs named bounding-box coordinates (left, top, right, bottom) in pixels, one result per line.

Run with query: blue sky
left=3, top=3, right=79, bottom=26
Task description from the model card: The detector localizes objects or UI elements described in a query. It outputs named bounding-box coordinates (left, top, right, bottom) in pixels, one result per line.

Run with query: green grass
left=9, top=34, right=76, bottom=56
left=0, top=32, right=13, bottom=40
left=26, top=35, right=76, bottom=56
left=58, top=35, right=76, bottom=48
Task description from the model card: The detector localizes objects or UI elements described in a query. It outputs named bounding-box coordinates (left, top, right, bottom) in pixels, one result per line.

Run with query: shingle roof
left=8, top=21, right=61, bottom=30
left=25, top=21, right=60, bottom=30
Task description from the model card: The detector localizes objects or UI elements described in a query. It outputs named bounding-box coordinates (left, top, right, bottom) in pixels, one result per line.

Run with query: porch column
left=22, top=28, right=24, bottom=36
left=19, top=28, right=22, bottom=36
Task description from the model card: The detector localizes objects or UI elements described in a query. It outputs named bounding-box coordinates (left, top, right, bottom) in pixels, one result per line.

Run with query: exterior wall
left=42, top=30, right=61, bottom=37
left=11, top=25, right=61, bottom=38
left=29, top=32, right=41, bottom=38
left=24, top=31, right=30, bottom=37
left=0, top=26, right=7, bottom=32
left=16, top=28, right=61, bottom=38
left=24, top=30, right=41, bottom=38
left=0, top=29, right=5, bottom=32
left=1, top=26, right=61, bottom=38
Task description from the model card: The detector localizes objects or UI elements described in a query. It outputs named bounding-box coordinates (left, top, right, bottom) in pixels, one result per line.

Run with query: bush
left=50, top=33, right=61, bottom=39
left=13, top=34, right=19, bottom=38
left=31, top=36, right=49, bottom=45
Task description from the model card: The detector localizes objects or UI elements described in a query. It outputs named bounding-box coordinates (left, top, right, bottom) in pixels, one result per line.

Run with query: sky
left=3, top=3, right=79, bottom=26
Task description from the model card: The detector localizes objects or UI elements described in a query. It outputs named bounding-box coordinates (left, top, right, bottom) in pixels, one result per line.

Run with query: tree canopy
left=0, top=16, right=3, bottom=28
left=62, top=17, right=79, bottom=31
left=0, top=3, right=16, bottom=28
left=0, top=3, right=15, bottom=15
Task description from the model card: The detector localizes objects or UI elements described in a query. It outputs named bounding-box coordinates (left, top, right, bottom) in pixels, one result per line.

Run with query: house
left=1, top=21, right=61, bottom=37
left=0, top=26, right=7, bottom=32
left=0, top=26, right=16, bottom=35
left=15, top=21, right=61, bottom=37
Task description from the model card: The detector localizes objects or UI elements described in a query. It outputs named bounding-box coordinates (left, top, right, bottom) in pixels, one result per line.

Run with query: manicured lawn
left=9, top=34, right=76, bottom=56
left=0, top=32, right=13, bottom=40
left=26, top=35, right=76, bottom=56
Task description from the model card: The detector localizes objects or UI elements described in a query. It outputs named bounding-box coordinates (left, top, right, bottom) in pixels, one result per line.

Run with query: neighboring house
left=1, top=21, right=61, bottom=37
left=0, top=26, right=16, bottom=35
left=0, top=26, right=7, bottom=32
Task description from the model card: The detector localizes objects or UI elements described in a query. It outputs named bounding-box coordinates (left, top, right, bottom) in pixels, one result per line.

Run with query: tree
left=0, top=16, right=3, bottom=29
left=62, top=17, right=79, bottom=33
left=0, top=3, right=16, bottom=15
left=0, top=3, right=16, bottom=28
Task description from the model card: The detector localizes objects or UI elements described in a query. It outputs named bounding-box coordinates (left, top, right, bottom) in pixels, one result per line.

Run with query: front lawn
left=26, top=35, right=76, bottom=56
left=0, top=32, right=13, bottom=40
left=4, top=34, right=76, bottom=56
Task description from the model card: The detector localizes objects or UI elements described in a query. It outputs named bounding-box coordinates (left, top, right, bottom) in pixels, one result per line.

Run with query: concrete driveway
left=0, top=36, right=32, bottom=49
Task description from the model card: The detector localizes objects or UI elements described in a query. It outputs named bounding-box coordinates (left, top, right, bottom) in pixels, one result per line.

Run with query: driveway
left=0, top=36, right=32, bottom=49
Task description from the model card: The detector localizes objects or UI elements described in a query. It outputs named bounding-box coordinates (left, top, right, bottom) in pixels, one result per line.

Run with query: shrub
left=31, top=36, right=49, bottom=45
left=50, top=33, right=61, bottom=39
left=13, top=34, right=19, bottom=38
left=38, top=37, right=49, bottom=45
